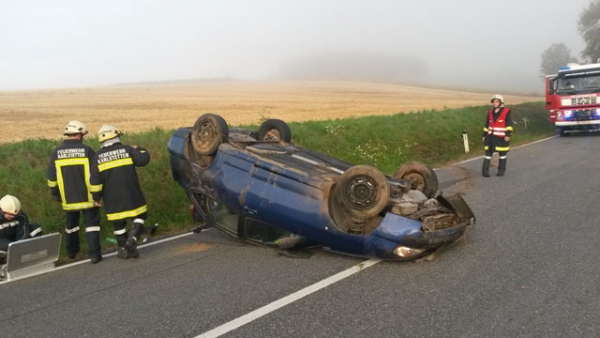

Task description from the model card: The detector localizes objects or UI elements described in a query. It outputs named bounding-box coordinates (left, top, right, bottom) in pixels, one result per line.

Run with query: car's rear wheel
left=258, top=119, right=292, bottom=142
left=336, top=165, right=389, bottom=218
left=394, top=161, right=438, bottom=198
left=191, top=114, right=229, bottom=156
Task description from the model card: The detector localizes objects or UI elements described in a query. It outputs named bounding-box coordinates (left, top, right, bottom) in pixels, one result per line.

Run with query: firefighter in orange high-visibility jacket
left=47, top=121, right=102, bottom=264
left=90, top=125, right=150, bottom=259
left=482, top=94, right=513, bottom=177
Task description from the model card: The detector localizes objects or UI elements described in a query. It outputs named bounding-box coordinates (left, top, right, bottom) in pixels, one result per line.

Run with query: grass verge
left=0, top=102, right=554, bottom=260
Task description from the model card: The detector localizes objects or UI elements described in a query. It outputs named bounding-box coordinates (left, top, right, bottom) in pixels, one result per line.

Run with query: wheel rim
left=195, top=121, right=218, bottom=151
left=264, top=128, right=281, bottom=140
left=345, top=175, right=379, bottom=209
left=405, top=173, right=426, bottom=191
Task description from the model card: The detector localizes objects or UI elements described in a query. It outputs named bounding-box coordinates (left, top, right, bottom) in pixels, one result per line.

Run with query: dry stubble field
left=0, top=81, right=541, bottom=143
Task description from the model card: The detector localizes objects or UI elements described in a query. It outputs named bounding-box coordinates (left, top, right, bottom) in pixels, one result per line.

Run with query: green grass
left=0, top=102, right=554, bottom=259
left=287, top=102, right=554, bottom=174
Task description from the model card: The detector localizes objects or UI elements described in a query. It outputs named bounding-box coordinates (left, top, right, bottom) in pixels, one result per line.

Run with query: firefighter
left=47, top=121, right=102, bottom=263
left=482, top=94, right=514, bottom=177
left=0, top=195, right=43, bottom=264
left=90, top=125, right=150, bottom=259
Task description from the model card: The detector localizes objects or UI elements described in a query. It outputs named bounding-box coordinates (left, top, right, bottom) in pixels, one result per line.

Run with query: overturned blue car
left=167, top=114, right=475, bottom=261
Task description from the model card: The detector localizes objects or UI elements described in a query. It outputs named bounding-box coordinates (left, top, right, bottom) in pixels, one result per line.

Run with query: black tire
left=191, top=114, right=229, bottom=156
left=558, top=128, right=568, bottom=137
left=258, top=119, right=292, bottom=142
left=394, top=161, right=438, bottom=198
left=336, top=165, right=390, bottom=218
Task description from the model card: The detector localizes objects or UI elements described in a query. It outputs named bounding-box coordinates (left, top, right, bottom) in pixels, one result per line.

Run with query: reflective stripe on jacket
left=47, top=139, right=96, bottom=210
left=0, top=212, right=31, bottom=239
left=90, top=143, right=150, bottom=221
left=483, top=107, right=513, bottom=152
left=486, top=107, right=512, bottom=138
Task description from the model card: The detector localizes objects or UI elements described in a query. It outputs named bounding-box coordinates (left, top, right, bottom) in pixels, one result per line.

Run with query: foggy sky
left=0, top=0, right=591, bottom=92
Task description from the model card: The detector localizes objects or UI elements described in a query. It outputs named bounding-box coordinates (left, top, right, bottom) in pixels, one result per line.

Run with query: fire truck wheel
left=558, top=128, right=569, bottom=137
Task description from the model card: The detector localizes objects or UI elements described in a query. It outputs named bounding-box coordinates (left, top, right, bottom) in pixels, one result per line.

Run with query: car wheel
left=186, top=141, right=215, bottom=167
left=394, top=161, right=438, bottom=198
left=191, top=114, right=229, bottom=156
left=258, top=119, right=292, bottom=142
left=336, top=165, right=390, bottom=218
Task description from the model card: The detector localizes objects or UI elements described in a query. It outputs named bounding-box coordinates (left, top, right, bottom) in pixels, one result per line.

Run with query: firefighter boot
left=482, top=159, right=491, bottom=178
left=497, top=158, right=507, bottom=176
left=124, top=222, right=144, bottom=259
left=116, top=233, right=130, bottom=259
left=86, top=229, right=102, bottom=264
left=65, top=212, right=81, bottom=259
left=66, top=230, right=80, bottom=259
left=66, top=234, right=79, bottom=259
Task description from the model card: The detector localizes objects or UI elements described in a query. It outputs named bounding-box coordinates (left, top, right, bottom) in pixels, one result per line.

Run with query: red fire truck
left=545, top=62, right=600, bottom=136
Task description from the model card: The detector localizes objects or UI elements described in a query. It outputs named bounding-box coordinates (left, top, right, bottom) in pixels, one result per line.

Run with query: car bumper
left=374, top=213, right=472, bottom=249
left=555, top=120, right=600, bottom=126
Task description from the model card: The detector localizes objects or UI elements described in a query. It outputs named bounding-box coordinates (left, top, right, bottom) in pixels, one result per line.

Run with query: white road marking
left=0, top=231, right=197, bottom=285
left=194, top=258, right=381, bottom=338
left=453, top=135, right=558, bottom=165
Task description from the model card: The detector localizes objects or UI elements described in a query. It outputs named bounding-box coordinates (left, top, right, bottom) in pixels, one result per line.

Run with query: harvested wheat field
left=0, top=81, right=541, bottom=143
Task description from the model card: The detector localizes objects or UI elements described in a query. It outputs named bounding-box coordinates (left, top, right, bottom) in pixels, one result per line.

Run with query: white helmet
left=490, top=94, right=504, bottom=104
left=0, top=195, right=21, bottom=215
left=64, top=120, right=88, bottom=135
left=98, top=125, right=122, bottom=143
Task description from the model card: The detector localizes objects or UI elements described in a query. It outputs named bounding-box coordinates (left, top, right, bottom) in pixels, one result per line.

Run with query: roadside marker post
left=462, top=130, right=470, bottom=153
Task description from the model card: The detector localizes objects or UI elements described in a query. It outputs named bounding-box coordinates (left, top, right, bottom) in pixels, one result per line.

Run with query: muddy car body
left=168, top=114, right=475, bottom=260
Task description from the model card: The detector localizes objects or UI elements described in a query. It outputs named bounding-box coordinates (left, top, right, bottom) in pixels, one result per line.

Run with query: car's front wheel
left=191, top=114, right=229, bottom=156
left=394, top=161, right=438, bottom=198
left=335, top=165, right=390, bottom=218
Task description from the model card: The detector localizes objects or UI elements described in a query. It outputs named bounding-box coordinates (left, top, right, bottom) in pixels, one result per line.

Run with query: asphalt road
left=2, top=134, right=600, bottom=338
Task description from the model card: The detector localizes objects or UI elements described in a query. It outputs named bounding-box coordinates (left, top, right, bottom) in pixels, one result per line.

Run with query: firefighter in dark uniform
left=90, top=125, right=150, bottom=259
left=0, top=195, right=43, bottom=264
left=47, top=120, right=102, bottom=264
left=482, top=94, right=514, bottom=177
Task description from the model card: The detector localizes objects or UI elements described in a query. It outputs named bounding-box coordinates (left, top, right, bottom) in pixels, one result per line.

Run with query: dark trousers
left=482, top=151, right=508, bottom=175
left=484, top=150, right=508, bottom=159
left=65, top=207, right=101, bottom=259
left=111, top=213, right=147, bottom=247
left=483, top=136, right=509, bottom=174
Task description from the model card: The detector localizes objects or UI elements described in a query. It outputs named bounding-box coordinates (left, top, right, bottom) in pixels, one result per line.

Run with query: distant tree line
left=540, top=0, right=600, bottom=76
left=540, top=43, right=578, bottom=76
left=279, top=52, right=428, bottom=83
